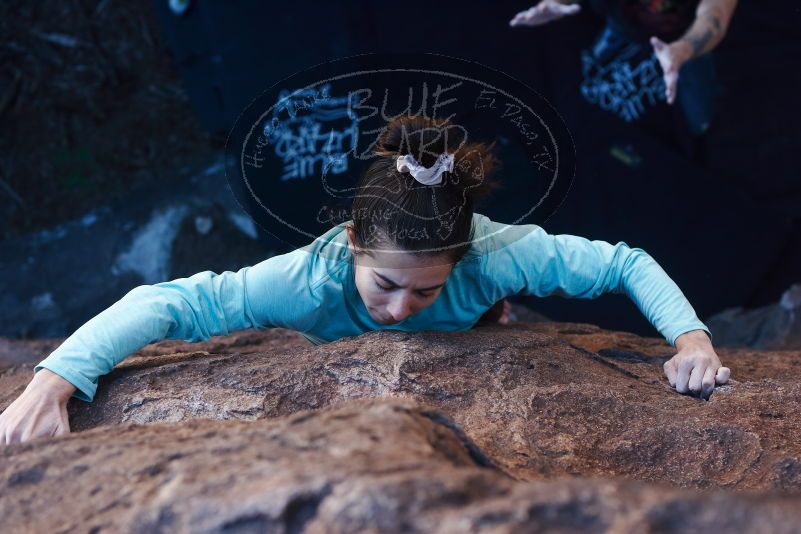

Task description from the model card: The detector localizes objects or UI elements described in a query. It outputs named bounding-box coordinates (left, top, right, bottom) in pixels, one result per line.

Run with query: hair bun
left=374, top=115, right=501, bottom=205
left=348, top=114, right=502, bottom=262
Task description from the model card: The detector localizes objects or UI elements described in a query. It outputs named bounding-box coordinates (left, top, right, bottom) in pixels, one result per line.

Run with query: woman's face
left=346, top=226, right=454, bottom=324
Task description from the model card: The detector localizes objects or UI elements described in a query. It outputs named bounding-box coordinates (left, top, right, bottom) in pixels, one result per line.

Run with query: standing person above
left=511, top=0, right=738, bottom=138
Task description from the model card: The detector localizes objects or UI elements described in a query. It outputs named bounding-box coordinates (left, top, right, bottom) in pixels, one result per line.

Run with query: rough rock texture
left=2, top=320, right=801, bottom=532
left=3, top=398, right=801, bottom=534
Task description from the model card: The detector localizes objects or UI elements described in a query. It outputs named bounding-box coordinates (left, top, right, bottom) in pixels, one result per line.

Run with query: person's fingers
left=687, top=363, right=705, bottom=395
left=0, top=414, right=6, bottom=443
left=510, top=6, right=540, bottom=26
left=663, top=359, right=678, bottom=387
left=650, top=36, right=666, bottom=52
left=650, top=37, right=671, bottom=70
left=61, top=402, right=71, bottom=433
left=509, top=9, right=529, bottom=26
left=701, top=366, right=716, bottom=399
left=558, top=3, right=581, bottom=15
left=661, top=69, right=678, bottom=104
left=19, top=425, right=35, bottom=444
left=0, top=412, right=18, bottom=445
left=675, top=359, right=693, bottom=394
left=511, top=2, right=580, bottom=27
left=668, top=75, right=678, bottom=104
left=716, top=366, right=731, bottom=384
left=19, top=409, right=41, bottom=443
left=5, top=427, right=21, bottom=445
left=649, top=36, right=678, bottom=104
left=49, top=421, right=68, bottom=438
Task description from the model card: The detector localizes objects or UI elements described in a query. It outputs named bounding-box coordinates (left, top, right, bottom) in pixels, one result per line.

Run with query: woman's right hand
left=0, top=368, right=75, bottom=445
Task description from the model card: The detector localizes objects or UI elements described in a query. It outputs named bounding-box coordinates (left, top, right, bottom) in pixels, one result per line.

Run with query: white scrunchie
left=395, top=152, right=454, bottom=186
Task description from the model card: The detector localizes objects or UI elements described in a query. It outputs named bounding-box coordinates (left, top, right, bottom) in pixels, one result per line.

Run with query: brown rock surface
left=2, top=320, right=800, bottom=532
left=3, top=398, right=800, bottom=534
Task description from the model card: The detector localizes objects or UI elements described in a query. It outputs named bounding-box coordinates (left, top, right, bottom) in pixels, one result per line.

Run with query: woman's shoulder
left=244, top=224, right=352, bottom=330
left=467, top=212, right=546, bottom=259
left=248, top=223, right=350, bottom=291
left=299, top=222, right=353, bottom=290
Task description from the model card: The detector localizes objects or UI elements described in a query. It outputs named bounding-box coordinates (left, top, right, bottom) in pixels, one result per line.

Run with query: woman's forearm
left=35, top=285, right=195, bottom=402
left=617, top=249, right=711, bottom=347
left=35, top=267, right=267, bottom=402
left=485, top=224, right=710, bottom=347
left=34, top=248, right=328, bottom=402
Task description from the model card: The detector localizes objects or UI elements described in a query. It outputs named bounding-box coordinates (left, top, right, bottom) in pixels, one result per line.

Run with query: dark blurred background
left=1, top=0, right=800, bottom=345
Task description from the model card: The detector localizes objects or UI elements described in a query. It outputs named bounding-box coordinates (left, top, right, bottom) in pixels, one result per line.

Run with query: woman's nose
left=387, top=292, right=413, bottom=321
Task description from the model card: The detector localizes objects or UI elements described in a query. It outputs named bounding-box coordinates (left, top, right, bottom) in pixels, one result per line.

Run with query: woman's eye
left=374, top=281, right=433, bottom=298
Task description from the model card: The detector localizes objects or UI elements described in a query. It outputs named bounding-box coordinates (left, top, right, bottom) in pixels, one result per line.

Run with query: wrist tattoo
left=686, top=14, right=721, bottom=56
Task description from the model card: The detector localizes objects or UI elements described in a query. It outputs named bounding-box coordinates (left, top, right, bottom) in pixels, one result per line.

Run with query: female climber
left=0, top=115, right=730, bottom=445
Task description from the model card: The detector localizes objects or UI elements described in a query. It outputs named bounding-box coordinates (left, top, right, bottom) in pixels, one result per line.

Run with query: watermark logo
left=225, top=53, right=575, bottom=260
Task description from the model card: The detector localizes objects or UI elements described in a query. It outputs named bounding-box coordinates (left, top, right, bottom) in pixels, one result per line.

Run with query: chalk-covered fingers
left=663, top=358, right=678, bottom=388
left=716, top=366, right=731, bottom=384
left=510, top=1, right=581, bottom=28
left=1, top=391, right=63, bottom=445
left=0, top=369, right=74, bottom=445
left=663, top=340, right=730, bottom=399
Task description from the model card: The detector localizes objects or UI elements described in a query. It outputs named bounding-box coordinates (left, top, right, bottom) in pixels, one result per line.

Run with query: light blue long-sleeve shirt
left=35, top=213, right=710, bottom=402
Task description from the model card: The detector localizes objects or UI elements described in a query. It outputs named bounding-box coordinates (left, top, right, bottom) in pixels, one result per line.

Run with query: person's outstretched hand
left=650, top=36, right=693, bottom=105
left=664, top=330, right=731, bottom=400
left=509, top=1, right=581, bottom=27
left=0, top=368, right=75, bottom=445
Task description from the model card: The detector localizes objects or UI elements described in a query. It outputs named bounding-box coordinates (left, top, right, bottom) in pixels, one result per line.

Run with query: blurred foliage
left=0, top=0, right=211, bottom=239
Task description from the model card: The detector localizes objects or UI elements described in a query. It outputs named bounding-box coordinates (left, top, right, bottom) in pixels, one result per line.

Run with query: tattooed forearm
left=685, top=16, right=719, bottom=56
left=707, top=14, right=723, bottom=33
left=678, top=0, right=737, bottom=58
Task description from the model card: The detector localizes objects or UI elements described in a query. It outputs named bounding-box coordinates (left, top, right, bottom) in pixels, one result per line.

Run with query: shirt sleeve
left=34, top=248, right=321, bottom=402
left=485, top=223, right=711, bottom=347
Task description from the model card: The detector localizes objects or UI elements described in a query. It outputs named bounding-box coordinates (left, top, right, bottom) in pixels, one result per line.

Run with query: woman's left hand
left=664, top=329, right=731, bottom=399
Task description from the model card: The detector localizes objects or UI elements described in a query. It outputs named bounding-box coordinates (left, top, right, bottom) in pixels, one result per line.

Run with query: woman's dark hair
left=349, top=115, right=501, bottom=263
